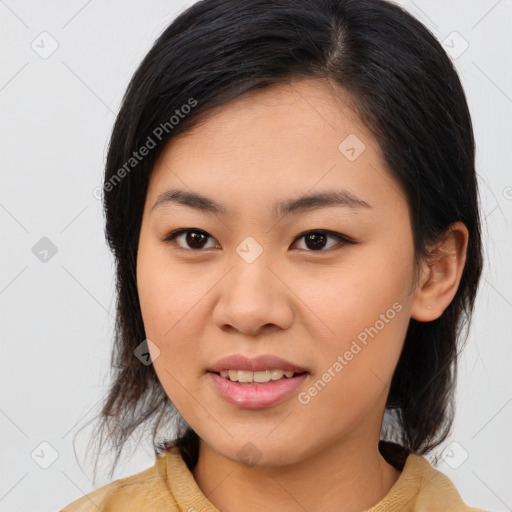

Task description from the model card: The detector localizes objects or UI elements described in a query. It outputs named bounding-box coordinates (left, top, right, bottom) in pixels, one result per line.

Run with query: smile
left=217, top=369, right=301, bottom=383
left=208, top=371, right=308, bottom=409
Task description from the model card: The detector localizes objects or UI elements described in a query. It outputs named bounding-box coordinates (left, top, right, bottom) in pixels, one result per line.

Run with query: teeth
left=228, top=369, right=241, bottom=381
left=253, top=370, right=270, bottom=382
left=270, top=369, right=284, bottom=380
left=218, top=369, right=297, bottom=383
left=237, top=370, right=253, bottom=383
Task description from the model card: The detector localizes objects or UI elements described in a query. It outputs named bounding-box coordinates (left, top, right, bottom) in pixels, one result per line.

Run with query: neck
left=192, top=433, right=401, bottom=512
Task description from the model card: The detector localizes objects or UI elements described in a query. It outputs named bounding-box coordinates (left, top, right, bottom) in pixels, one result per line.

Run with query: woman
left=61, top=0, right=488, bottom=510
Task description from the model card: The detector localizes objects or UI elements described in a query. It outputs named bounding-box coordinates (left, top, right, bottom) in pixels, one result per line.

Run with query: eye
left=164, top=228, right=354, bottom=252
left=163, top=228, right=219, bottom=250
left=292, top=230, right=354, bottom=252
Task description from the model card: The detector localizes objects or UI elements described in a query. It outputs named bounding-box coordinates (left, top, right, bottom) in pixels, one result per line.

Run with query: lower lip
left=208, top=372, right=308, bottom=409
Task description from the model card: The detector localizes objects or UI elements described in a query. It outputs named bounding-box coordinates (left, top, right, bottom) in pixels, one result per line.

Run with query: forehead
left=147, top=79, right=407, bottom=218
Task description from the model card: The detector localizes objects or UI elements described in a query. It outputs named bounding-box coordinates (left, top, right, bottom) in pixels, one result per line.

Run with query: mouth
left=207, top=354, right=310, bottom=408
left=208, top=370, right=309, bottom=409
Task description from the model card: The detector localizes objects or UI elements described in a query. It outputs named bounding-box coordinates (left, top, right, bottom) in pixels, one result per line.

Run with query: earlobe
left=410, top=222, right=469, bottom=322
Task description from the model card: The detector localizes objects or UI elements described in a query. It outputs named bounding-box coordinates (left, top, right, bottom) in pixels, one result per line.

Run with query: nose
left=212, top=250, right=294, bottom=337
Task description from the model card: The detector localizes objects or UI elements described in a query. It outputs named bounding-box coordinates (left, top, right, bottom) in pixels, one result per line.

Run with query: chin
left=206, top=435, right=307, bottom=469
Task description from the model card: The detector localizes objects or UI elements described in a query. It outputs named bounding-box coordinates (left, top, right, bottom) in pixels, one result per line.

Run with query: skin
left=136, top=78, right=468, bottom=512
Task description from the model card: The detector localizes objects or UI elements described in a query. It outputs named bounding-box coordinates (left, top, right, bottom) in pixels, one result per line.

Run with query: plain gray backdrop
left=1, top=1, right=511, bottom=511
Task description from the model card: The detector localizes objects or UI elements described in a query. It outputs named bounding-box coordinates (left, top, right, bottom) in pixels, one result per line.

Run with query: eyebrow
left=151, top=188, right=371, bottom=217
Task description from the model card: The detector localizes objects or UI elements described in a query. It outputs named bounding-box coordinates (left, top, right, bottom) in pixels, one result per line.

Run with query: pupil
left=306, top=232, right=326, bottom=250
left=186, top=231, right=206, bottom=249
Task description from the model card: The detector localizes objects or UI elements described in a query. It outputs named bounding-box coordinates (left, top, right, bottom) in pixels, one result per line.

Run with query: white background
left=1, top=1, right=511, bottom=511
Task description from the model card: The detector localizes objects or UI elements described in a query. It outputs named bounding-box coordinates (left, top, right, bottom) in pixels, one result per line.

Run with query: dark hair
left=79, top=0, right=482, bottom=480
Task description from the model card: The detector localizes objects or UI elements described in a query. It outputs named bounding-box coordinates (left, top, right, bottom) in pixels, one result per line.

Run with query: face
left=136, top=79, right=419, bottom=467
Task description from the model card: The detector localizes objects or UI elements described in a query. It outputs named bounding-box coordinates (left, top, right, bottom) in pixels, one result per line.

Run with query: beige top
left=60, top=446, right=489, bottom=511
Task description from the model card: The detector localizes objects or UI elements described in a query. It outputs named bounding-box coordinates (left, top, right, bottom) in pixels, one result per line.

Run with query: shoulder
left=374, top=443, right=490, bottom=512
left=408, top=454, right=490, bottom=512
left=59, top=455, right=178, bottom=512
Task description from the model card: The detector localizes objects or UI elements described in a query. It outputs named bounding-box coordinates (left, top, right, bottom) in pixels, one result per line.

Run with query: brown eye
left=164, top=229, right=219, bottom=250
left=293, top=230, right=353, bottom=252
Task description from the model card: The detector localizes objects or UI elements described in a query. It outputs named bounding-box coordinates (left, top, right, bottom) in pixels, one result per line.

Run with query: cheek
left=301, top=251, right=413, bottom=339
left=297, top=294, right=408, bottom=437
left=137, top=242, right=199, bottom=338
left=297, top=247, right=413, bottom=396
left=136, top=247, right=217, bottom=387
left=137, top=264, right=203, bottom=408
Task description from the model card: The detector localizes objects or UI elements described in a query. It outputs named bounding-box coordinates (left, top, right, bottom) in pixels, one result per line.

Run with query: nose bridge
left=213, top=235, right=292, bottom=333
left=229, top=235, right=275, bottom=301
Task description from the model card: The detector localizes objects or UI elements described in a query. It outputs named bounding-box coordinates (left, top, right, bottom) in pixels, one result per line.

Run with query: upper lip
left=208, top=354, right=308, bottom=373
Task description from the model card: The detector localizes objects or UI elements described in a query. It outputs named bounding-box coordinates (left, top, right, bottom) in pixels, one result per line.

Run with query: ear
left=410, top=221, right=469, bottom=322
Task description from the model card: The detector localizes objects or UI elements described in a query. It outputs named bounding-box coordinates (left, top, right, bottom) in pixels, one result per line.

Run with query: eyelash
left=162, top=228, right=355, bottom=253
